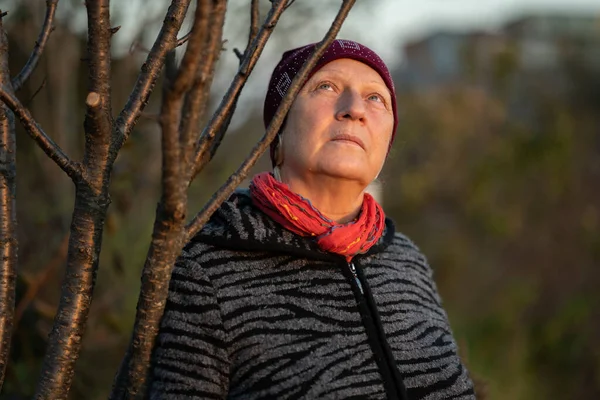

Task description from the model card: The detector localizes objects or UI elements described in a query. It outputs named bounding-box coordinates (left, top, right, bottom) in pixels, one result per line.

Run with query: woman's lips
left=331, top=133, right=365, bottom=150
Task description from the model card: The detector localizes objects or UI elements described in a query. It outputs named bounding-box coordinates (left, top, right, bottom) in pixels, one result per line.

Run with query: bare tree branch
left=159, top=0, right=213, bottom=201
left=0, top=96, right=14, bottom=395
left=170, top=0, right=212, bottom=107
left=11, top=0, right=59, bottom=92
left=34, top=1, right=114, bottom=398
left=186, top=0, right=357, bottom=240
left=82, top=0, right=113, bottom=143
left=0, top=14, right=16, bottom=390
left=190, top=0, right=289, bottom=181
left=180, top=0, right=227, bottom=174
left=249, top=0, right=260, bottom=45
left=0, top=87, right=81, bottom=180
left=233, top=0, right=260, bottom=62
left=115, top=0, right=192, bottom=143
left=110, top=2, right=227, bottom=398
left=1, top=0, right=355, bottom=397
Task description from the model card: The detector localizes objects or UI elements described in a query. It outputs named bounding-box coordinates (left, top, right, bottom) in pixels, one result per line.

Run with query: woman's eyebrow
left=312, top=69, right=391, bottom=96
left=367, top=80, right=389, bottom=90
left=366, top=81, right=392, bottom=98
left=312, top=68, right=346, bottom=79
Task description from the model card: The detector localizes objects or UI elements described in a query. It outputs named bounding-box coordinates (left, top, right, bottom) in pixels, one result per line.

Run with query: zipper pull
left=348, top=262, right=364, bottom=295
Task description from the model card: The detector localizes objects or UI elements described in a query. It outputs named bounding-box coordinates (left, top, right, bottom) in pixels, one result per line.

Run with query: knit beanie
left=264, top=39, right=397, bottom=166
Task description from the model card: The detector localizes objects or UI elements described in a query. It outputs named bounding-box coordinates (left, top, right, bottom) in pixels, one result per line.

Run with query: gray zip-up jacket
left=148, top=190, right=475, bottom=399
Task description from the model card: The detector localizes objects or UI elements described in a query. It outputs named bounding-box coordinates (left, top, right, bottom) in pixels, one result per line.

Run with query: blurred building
left=397, top=14, right=600, bottom=91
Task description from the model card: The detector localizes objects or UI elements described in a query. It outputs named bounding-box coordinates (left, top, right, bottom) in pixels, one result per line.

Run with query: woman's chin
left=316, top=161, right=371, bottom=183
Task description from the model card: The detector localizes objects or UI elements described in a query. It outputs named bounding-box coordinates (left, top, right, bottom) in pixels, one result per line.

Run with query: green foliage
left=384, top=52, right=600, bottom=399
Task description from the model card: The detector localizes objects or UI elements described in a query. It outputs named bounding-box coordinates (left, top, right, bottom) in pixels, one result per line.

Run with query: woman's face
left=280, top=58, right=394, bottom=187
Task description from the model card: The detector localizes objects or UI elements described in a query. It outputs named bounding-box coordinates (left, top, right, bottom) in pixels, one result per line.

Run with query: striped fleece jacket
left=149, top=190, right=476, bottom=399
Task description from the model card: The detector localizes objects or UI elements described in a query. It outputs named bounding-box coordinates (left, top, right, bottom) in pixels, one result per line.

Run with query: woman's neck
left=279, top=170, right=365, bottom=224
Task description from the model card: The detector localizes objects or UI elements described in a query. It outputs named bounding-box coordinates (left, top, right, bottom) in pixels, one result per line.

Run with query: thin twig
left=175, top=31, right=191, bottom=47
left=0, top=87, right=81, bottom=180
left=128, top=40, right=150, bottom=55
left=200, top=95, right=237, bottom=167
left=14, top=233, right=69, bottom=329
left=190, top=0, right=289, bottom=181
left=186, top=0, right=357, bottom=239
left=24, top=76, right=47, bottom=107
left=11, top=0, right=59, bottom=92
left=232, top=0, right=260, bottom=63
left=140, top=111, right=160, bottom=122
left=249, top=0, right=260, bottom=44
left=233, top=47, right=244, bottom=62
left=115, top=0, right=192, bottom=144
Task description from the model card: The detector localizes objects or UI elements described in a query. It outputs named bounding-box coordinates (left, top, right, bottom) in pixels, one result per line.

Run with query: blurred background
left=2, top=0, right=600, bottom=398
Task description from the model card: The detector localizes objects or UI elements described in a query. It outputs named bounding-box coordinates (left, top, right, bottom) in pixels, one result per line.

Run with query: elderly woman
left=149, top=40, right=476, bottom=399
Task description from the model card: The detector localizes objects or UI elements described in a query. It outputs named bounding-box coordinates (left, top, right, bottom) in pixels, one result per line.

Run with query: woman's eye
left=368, top=93, right=384, bottom=103
left=317, top=82, right=333, bottom=91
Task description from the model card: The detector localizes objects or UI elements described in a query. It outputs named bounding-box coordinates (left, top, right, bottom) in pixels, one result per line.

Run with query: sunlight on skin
left=278, top=58, right=394, bottom=223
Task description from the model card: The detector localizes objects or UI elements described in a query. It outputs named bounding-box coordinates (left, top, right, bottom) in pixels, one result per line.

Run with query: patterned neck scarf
left=249, top=172, right=386, bottom=261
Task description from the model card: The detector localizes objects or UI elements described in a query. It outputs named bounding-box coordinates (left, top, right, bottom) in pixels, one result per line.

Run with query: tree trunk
left=34, top=1, right=115, bottom=397
left=34, top=181, right=111, bottom=399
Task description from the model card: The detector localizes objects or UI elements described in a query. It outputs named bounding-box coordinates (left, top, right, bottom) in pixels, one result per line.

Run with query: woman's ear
left=274, top=134, right=284, bottom=166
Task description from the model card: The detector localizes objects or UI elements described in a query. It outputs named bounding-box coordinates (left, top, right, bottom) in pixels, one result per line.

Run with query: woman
left=149, top=39, right=476, bottom=399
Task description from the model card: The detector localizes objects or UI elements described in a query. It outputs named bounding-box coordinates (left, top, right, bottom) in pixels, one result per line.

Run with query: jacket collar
left=192, top=189, right=395, bottom=262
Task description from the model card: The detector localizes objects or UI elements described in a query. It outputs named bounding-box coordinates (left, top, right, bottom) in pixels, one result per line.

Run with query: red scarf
left=249, top=172, right=386, bottom=261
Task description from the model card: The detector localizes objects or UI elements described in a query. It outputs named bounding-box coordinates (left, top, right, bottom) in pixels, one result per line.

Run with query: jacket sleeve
left=148, top=247, right=229, bottom=399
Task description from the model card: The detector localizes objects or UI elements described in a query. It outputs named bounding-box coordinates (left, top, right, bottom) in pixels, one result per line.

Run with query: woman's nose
left=335, top=90, right=366, bottom=122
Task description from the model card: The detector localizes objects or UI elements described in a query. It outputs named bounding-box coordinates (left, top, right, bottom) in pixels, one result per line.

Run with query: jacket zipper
left=348, top=262, right=364, bottom=294
left=346, top=260, right=409, bottom=400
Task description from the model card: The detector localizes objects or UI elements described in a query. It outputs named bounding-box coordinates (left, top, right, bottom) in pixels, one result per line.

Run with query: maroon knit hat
left=264, top=39, right=397, bottom=166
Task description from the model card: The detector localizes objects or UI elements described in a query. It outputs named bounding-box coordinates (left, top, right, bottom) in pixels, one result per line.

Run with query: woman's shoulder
left=189, top=188, right=259, bottom=244
left=376, top=229, right=434, bottom=277
left=187, top=188, right=322, bottom=257
left=375, top=217, right=425, bottom=257
left=390, top=231, right=423, bottom=253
